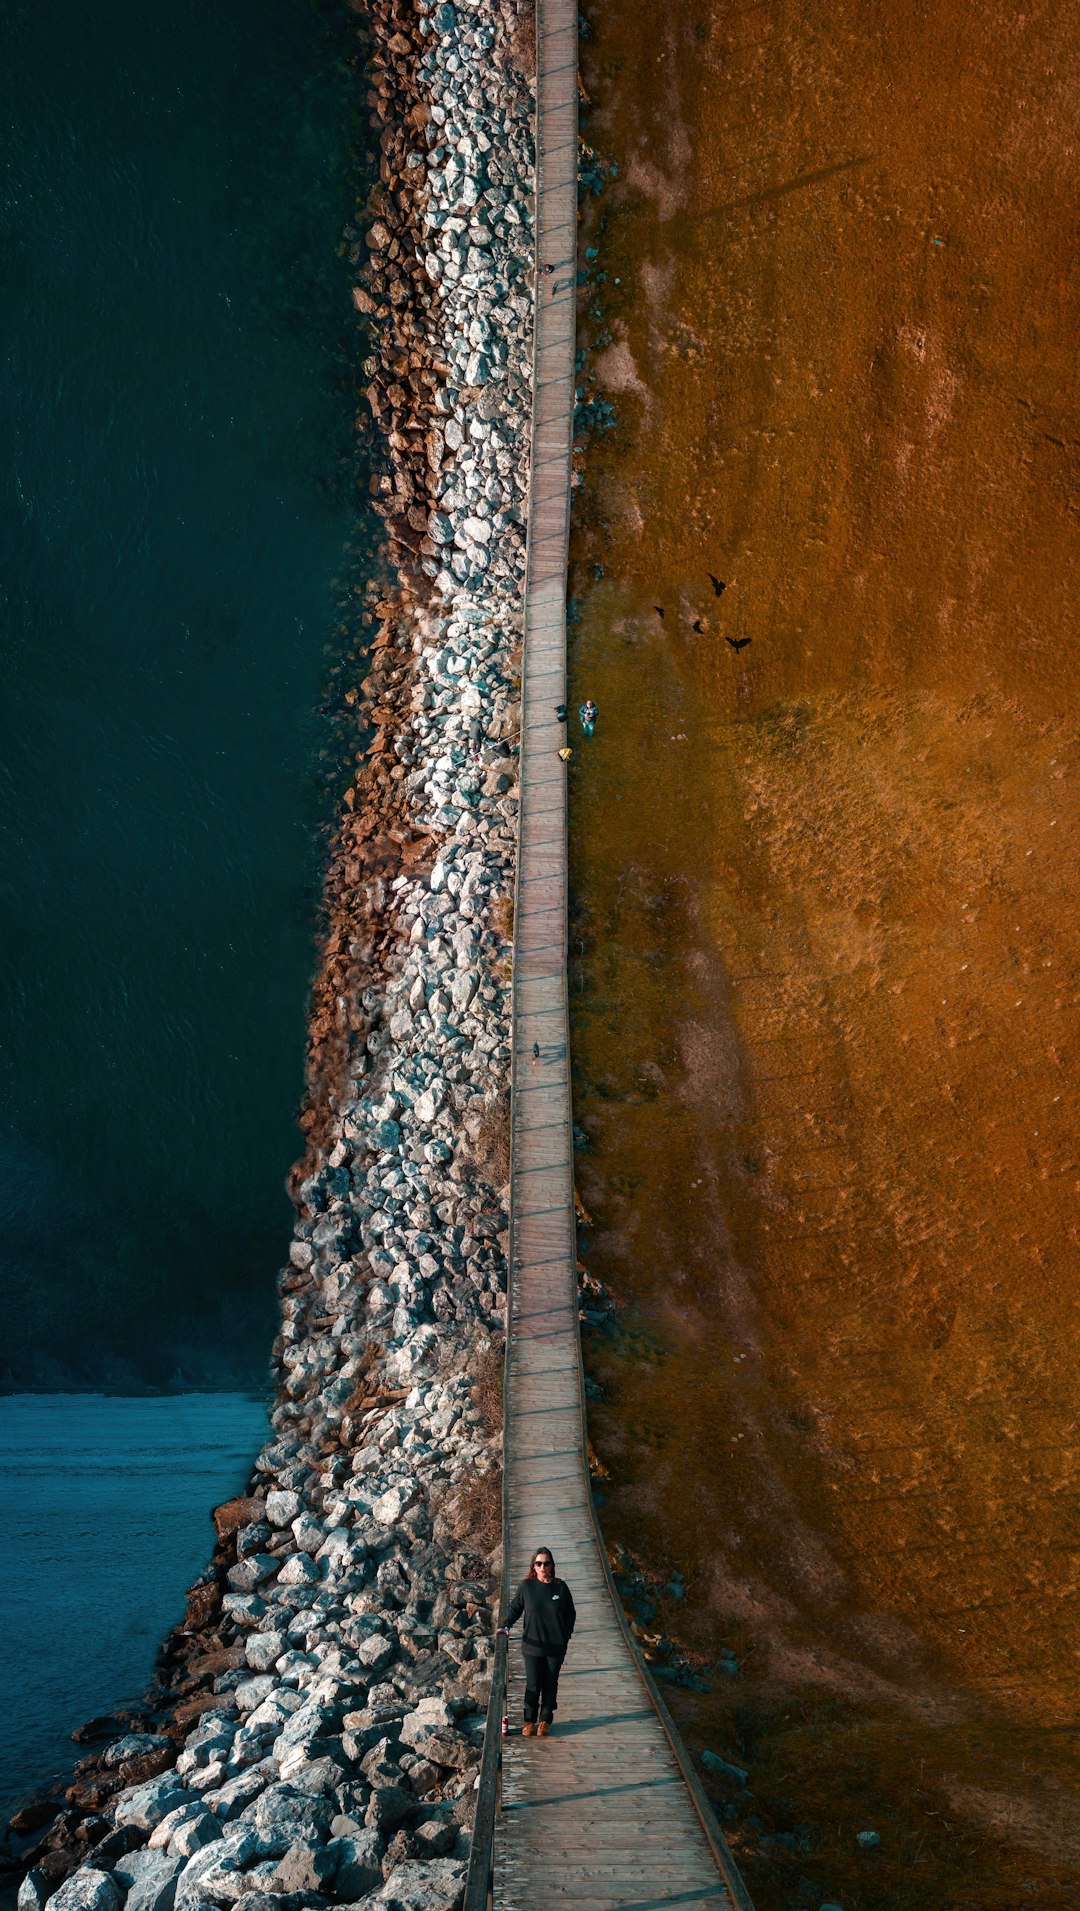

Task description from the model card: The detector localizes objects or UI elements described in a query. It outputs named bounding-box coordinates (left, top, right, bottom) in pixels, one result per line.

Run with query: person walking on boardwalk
left=497, top=1547, right=576, bottom=1736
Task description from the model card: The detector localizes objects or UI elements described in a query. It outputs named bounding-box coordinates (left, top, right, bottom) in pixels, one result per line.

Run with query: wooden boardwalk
left=491, top=4, right=751, bottom=1907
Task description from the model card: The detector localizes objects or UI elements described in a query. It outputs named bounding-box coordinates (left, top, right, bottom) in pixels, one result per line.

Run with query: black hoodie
left=504, top=1574, right=577, bottom=1655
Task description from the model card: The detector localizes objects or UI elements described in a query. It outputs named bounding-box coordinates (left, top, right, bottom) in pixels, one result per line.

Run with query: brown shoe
left=536, top=1721, right=550, bottom=1737
left=521, top=1722, right=535, bottom=1737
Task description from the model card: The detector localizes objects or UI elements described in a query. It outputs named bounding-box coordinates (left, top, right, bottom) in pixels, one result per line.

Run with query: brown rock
left=70, top=1715, right=127, bottom=1747
left=212, top=1495, right=264, bottom=1539
left=117, top=1747, right=174, bottom=1786
left=173, top=1693, right=226, bottom=1733
left=188, top=1643, right=246, bottom=1679
left=8, top=1797, right=64, bottom=1836
left=65, top=1776, right=118, bottom=1814
left=184, top=1580, right=221, bottom=1631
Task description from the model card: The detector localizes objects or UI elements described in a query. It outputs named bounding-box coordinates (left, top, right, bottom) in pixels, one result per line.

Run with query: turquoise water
left=0, top=1393, right=268, bottom=1816
left=0, top=0, right=367, bottom=1384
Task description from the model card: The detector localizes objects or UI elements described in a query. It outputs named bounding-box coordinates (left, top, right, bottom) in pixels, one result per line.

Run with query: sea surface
left=0, top=0, right=366, bottom=1386
left=0, top=1394, right=267, bottom=1817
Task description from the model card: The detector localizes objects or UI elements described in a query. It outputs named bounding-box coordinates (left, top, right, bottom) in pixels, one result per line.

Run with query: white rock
left=244, top=1689, right=303, bottom=1731
left=276, top=1553, right=320, bottom=1587
left=18, top=1874, right=49, bottom=1911
left=173, top=1830, right=256, bottom=1911
left=371, top=1481, right=418, bottom=1526
left=102, top=1732, right=171, bottom=1768
left=373, top=1858, right=467, bottom=1911
left=354, top=1632, right=396, bottom=1676
left=148, top=1800, right=207, bottom=1848
left=291, top=1512, right=325, bottom=1553
left=168, top=1816, right=222, bottom=1861
left=265, top=1489, right=301, bottom=1528
left=48, top=1872, right=122, bottom=1911
left=244, top=1630, right=286, bottom=1672
left=220, top=1593, right=265, bottom=1625
left=234, top=1675, right=276, bottom=1715
left=399, top=1697, right=454, bottom=1745
left=114, top=1777, right=189, bottom=1832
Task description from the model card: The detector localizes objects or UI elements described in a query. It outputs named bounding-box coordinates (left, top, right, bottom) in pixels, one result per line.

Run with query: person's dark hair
left=527, top=1548, right=555, bottom=1581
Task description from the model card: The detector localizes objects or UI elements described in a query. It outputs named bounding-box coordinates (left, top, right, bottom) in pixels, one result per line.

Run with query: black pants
left=523, top=1652, right=563, bottom=1723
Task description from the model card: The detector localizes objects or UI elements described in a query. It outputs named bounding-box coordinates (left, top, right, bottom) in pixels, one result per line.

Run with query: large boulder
left=85, top=1829, right=143, bottom=1871
left=244, top=1633, right=286, bottom=1674
left=169, top=1816, right=222, bottom=1861
left=201, top=1764, right=273, bottom=1823
left=17, top=1873, right=49, bottom=1911
left=326, top=1831, right=383, bottom=1900
left=172, top=1829, right=256, bottom=1910
left=275, top=1556, right=318, bottom=1589
left=103, top=1736, right=172, bottom=1769
left=114, top=1778, right=189, bottom=1833
left=265, top=1491, right=301, bottom=1529
left=278, top=1756, right=345, bottom=1799
left=403, top=1727, right=474, bottom=1772
left=272, top=1698, right=339, bottom=1762
left=220, top=1593, right=265, bottom=1627
left=365, top=1786, right=416, bottom=1836
left=372, top=1859, right=466, bottom=1911
left=412, top=1818, right=456, bottom=1860
left=234, top=1677, right=276, bottom=1716
left=355, top=1633, right=396, bottom=1678
left=225, top=1557, right=277, bottom=1595
left=125, top=1854, right=184, bottom=1911
left=48, top=1872, right=122, bottom=1911
left=212, top=1497, right=264, bottom=1540
left=249, top=1784, right=334, bottom=1856
left=113, top=1852, right=168, bottom=1893
left=398, top=1701, right=454, bottom=1747
left=148, top=1802, right=207, bottom=1850
left=267, top=1843, right=336, bottom=1897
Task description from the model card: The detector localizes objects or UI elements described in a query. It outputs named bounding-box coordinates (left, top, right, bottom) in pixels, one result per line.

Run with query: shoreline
left=5, top=2, right=536, bottom=1907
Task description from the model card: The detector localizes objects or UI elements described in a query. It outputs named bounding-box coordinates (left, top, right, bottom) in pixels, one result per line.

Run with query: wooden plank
left=490, top=3, right=745, bottom=1907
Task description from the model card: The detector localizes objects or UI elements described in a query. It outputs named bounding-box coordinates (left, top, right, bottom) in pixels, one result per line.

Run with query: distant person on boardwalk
left=579, top=698, right=598, bottom=737
left=498, top=1548, right=576, bottom=1736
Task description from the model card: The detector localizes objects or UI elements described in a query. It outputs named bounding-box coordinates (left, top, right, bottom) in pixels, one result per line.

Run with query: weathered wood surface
left=491, top=4, right=741, bottom=1905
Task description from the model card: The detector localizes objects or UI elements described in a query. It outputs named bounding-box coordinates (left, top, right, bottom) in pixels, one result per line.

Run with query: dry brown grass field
left=568, top=2, right=1080, bottom=1904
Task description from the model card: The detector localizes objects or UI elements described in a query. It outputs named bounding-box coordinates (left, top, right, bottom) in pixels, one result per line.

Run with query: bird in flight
left=653, top=605, right=665, bottom=619
left=692, top=618, right=704, bottom=633
left=725, top=634, right=752, bottom=653
left=708, top=574, right=727, bottom=596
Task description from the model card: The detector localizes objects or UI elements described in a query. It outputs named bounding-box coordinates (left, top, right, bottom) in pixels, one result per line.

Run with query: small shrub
left=506, top=3, right=536, bottom=82
left=473, top=1090, right=511, bottom=1186
left=472, top=1341, right=505, bottom=1434
left=450, top=1465, right=503, bottom=1555
left=492, top=892, right=515, bottom=941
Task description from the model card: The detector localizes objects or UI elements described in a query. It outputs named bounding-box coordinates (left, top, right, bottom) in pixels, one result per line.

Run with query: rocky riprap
left=7, top=3, right=536, bottom=1911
